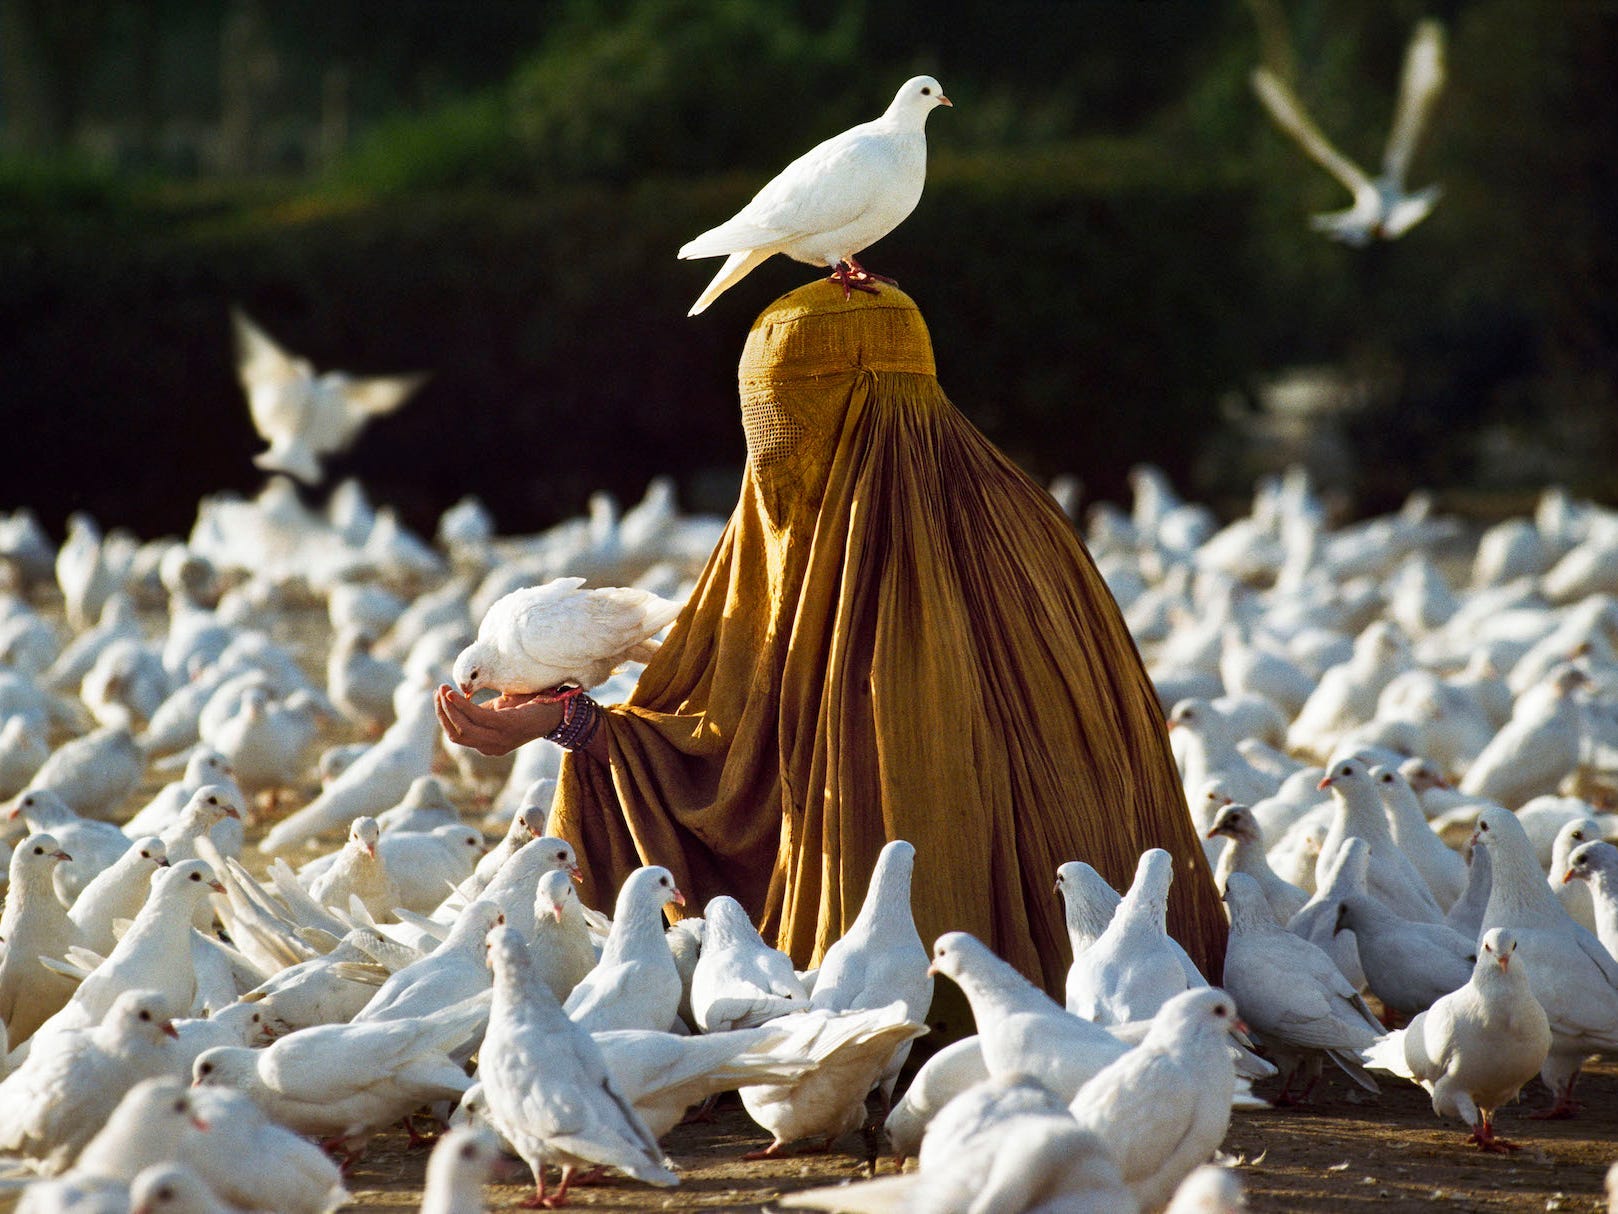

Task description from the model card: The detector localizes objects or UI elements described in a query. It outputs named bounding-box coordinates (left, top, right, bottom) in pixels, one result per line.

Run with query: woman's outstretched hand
left=435, top=684, right=559, bottom=756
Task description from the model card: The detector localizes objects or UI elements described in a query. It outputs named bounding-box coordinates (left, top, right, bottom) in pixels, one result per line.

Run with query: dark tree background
left=2, top=0, right=1614, bottom=540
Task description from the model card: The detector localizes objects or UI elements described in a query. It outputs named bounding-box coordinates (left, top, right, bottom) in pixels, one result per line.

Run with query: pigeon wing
left=1382, top=20, right=1445, bottom=186
left=1252, top=68, right=1375, bottom=199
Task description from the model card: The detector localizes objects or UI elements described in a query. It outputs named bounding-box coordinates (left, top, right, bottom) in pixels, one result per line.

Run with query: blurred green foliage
left=1, top=0, right=1614, bottom=539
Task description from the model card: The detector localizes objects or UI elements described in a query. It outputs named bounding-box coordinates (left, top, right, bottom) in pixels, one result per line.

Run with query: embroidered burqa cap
left=550, top=281, right=1226, bottom=990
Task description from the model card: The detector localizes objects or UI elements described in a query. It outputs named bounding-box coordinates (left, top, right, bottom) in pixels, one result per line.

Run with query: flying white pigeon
left=678, top=75, right=952, bottom=315
left=452, top=576, right=683, bottom=701
left=231, top=307, right=426, bottom=485
left=1252, top=20, right=1445, bottom=245
left=1364, top=928, right=1551, bottom=1151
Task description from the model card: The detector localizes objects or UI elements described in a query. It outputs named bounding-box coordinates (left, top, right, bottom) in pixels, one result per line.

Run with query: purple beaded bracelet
left=544, top=691, right=602, bottom=751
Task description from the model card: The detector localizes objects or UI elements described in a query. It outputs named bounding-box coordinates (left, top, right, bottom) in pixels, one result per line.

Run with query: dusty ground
left=334, top=1061, right=1618, bottom=1212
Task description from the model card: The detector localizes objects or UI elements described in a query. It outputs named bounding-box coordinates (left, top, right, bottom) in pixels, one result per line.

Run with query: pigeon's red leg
left=827, top=262, right=882, bottom=299
left=845, top=255, right=897, bottom=285
left=742, top=1140, right=785, bottom=1161
left=1528, top=1072, right=1582, bottom=1119
left=1470, top=1115, right=1521, bottom=1153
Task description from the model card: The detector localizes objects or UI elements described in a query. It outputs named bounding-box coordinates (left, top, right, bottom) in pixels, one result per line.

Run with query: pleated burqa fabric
left=549, top=281, right=1227, bottom=991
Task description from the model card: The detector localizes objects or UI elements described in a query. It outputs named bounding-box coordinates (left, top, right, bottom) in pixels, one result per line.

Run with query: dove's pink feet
left=827, top=259, right=891, bottom=299
left=1528, top=1075, right=1582, bottom=1120
left=741, top=1142, right=784, bottom=1161
left=1469, top=1119, right=1521, bottom=1153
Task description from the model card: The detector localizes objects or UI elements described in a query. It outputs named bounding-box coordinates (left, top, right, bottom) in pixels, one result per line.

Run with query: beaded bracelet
left=543, top=690, right=602, bottom=751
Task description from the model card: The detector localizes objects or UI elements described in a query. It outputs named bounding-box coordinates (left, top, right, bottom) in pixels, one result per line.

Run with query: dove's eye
left=461, top=1143, right=478, bottom=1160
left=32, top=846, right=43, bottom=855
left=208, top=796, right=218, bottom=805
left=199, top=1062, right=213, bottom=1076
left=171, top=1099, right=187, bottom=1114
left=1213, top=1003, right=1229, bottom=1017
left=139, top=1009, right=153, bottom=1021
left=921, top=86, right=931, bottom=95
left=158, top=1187, right=174, bottom=1201
left=190, top=872, right=201, bottom=881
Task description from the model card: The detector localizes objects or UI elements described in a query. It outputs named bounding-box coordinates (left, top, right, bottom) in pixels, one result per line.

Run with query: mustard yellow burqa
left=549, top=281, right=1226, bottom=991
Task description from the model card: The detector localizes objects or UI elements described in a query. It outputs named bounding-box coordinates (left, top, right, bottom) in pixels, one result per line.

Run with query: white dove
left=353, top=900, right=503, bottom=1024
left=66, top=1079, right=210, bottom=1185
left=420, top=1125, right=501, bottom=1214
left=1205, top=804, right=1309, bottom=926
left=452, top=576, right=682, bottom=700
left=530, top=867, right=598, bottom=1004
left=678, top=75, right=951, bottom=315
left=1364, top=928, right=1550, bottom=1151
left=689, top=894, right=807, bottom=1032
left=231, top=307, right=425, bottom=485
left=0, top=990, right=181, bottom=1174
left=1252, top=20, right=1445, bottom=245
left=1069, top=988, right=1245, bottom=1212
left=479, top=923, right=676, bottom=1207
left=1221, top=873, right=1383, bottom=1103
left=191, top=995, right=485, bottom=1161
left=565, top=865, right=686, bottom=1034
left=66, top=836, right=168, bottom=956
left=1564, top=840, right=1618, bottom=961
left=807, top=839, right=933, bottom=1102
left=0, top=833, right=80, bottom=1044
left=1066, top=848, right=1191, bottom=1025
left=928, top=931, right=1130, bottom=1104
left=1470, top=805, right=1618, bottom=1117
left=176, top=1084, right=348, bottom=1214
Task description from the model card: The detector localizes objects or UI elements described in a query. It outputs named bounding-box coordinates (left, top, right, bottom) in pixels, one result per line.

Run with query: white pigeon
left=202, top=686, right=326, bottom=808
left=1069, top=988, right=1244, bottom=1212
left=155, top=785, right=244, bottom=868
left=176, top=1084, right=347, bottom=1214
left=479, top=923, right=677, bottom=1207
left=120, top=749, right=239, bottom=841
left=354, top=900, right=503, bottom=1023
left=0, top=990, right=181, bottom=1174
left=327, top=627, right=404, bottom=731
left=306, top=816, right=400, bottom=921
left=807, top=838, right=933, bottom=1101
left=882, top=1034, right=988, bottom=1163
left=1163, top=1166, right=1246, bottom=1214
left=0, top=833, right=80, bottom=1044
left=928, top=931, right=1130, bottom=1103
left=10, top=789, right=139, bottom=884
left=66, top=836, right=168, bottom=957
left=375, top=774, right=460, bottom=835
left=1332, top=894, right=1475, bottom=1016
left=0, top=713, right=49, bottom=800
left=191, top=995, right=484, bottom=1159
left=690, top=894, right=807, bottom=1032
left=259, top=683, right=438, bottom=853
left=1548, top=816, right=1603, bottom=934
left=1565, top=840, right=1618, bottom=961
left=1471, top=805, right=1618, bottom=1116
left=1251, top=20, right=1445, bottom=245
left=32, top=859, right=225, bottom=1047
left=1363, top=928, right=1551, bottom=1151
left=452, top=576, right=682, bottom=700
left=1066, top=849, right=1191, bottom=1025
left=1205, top=804, right=1309, bottom=926
left=782, top=1071, right=1137, bottom=1214
left=1444, top=837, right=1493, bottom=943
left=373, top=823, right=485, bottom=914
left=68, top=1080, right=210, bottom=1184
left=15, top=725, right=145, bottom=821
left=594, top=1021, right=820, bottom=1140
left=440, top=833, right=580, bottom=939
left=420, top=1125, right=501, bottom=1214
left=565, top=865, right=686, bottom=1034
left=1221, top=873, right=1382, bottom=1103
left=530, top=867, right=598, bottom=1004
left=1368, top=764, right=1466, bottom=910
left=678, top=75, right=952, bottom=315
left=1459, top=663, right=1589, bottom=809
left=1316, top=757, right=1444, bottom=924
left=736, top=1002, right=927, bottom=1158
left=1056, top=860, right=1207, bottom=994
left=231, top=307, right=425, bottom=485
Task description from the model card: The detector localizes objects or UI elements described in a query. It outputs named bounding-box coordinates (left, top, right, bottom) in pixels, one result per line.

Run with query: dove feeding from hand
left=678, top=75, right=952, bottom=315
left=452, top=576, right=683, bottom=701
left=231, top=307, right=426, bottom=485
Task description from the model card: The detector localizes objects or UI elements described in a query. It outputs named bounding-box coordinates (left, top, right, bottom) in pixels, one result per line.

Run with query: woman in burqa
left=437, top=281, right=1226, bottom=993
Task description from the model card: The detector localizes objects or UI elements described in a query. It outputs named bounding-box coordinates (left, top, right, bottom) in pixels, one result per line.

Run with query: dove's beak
left=458, top=681, right=473, bottom=697
left=1204, top=825, right=1222, bottom=839
left=925, top=962, right=940, bottom=978
left=1164, top=719, right=1178, bottom=732
left=553, top=904, right=565, bottom=924
left=191, top=1116, right=211, bottom=1132
left=54, top=849, right=73, bottom=862
left=1233, top=1017, right=1251, bottom=1038
left=1562, top=871, right=1577, bottom=884
left=1498, top=954, right=1510, bottom=972
left=937, top=94, right=953, bottom=107
left=224, top=806, right=241, bottom=820
left=156, top=857, right=170, bottom=866
left=569, top=864, right=584, bottom=882
left=161, top=1020, right=180, bottom=1039
left=364, top=843, right=377, bottom=859
left=208, top=879, right=226, bottom=894
left=670, top=887, right=687, bottom=908
left=1316, top=775, right=1334, bottom=791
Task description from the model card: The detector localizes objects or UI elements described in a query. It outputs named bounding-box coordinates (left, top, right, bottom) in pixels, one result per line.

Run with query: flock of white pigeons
left=0, top=455, right=1617, bottom=1214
